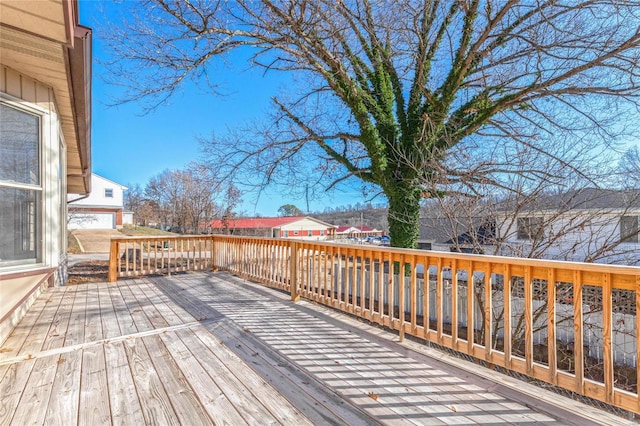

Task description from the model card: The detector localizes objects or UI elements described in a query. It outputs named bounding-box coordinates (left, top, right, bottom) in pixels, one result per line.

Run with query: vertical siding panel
left=5, top=67, right=21, bottom=98
left=21, top=76, right=36, bottom=102
left=35, top=83, right=52, bottom=112
left=0, top=66, right=6, bottom=92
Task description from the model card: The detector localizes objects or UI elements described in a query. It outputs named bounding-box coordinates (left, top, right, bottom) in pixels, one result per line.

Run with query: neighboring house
left=68, top=173, right=129, bottom=229
left=496, top=188, right=640, bottom=265
left=419, top=188, right=640, bottom=265
left=419, top=217, right=495, bottom=253
left=209, top=216, right=337, bottom=240
left=335, top=225, right=384, bottom=240
left=0, top=0, right=92, bottom=342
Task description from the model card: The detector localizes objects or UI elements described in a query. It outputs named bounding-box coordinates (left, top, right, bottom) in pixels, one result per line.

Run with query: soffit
left=0, top=0, right=90, bottom=194
left=0, top=1, right=68, bottom=44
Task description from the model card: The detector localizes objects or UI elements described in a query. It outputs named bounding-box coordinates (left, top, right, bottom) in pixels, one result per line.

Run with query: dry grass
left=67, top=232, right=82, bottom=254
left=119, top=225, right=177, bottom=236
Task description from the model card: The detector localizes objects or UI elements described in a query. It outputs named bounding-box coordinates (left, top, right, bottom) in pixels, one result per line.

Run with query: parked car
left=366, top=236, right=382, bottom=244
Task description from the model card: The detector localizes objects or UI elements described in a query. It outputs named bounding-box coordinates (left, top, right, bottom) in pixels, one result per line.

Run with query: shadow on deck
left=0, top=272, right=631, bottom=425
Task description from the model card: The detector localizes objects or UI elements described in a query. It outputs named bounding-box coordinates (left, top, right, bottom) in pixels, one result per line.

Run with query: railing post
left=290, top=241, right=299, bottom=302
left=108, top=239, right=119, bottom=282
left=211, top=235, right=218, bottom=272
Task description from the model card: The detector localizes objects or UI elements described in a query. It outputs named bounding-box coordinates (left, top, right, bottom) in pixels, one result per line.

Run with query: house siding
left=1, top=0, right=92, bottom=345
left=68, top=174, right=127, bottom=229
left=498, top=211, right=640, bottom=265
left=279, top=218, right=334, bottom=240
left=0, top=69, right=67, bottom=343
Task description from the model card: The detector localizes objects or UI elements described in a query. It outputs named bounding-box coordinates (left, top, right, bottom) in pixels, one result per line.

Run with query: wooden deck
left=0, top=272, right=632, bottom=425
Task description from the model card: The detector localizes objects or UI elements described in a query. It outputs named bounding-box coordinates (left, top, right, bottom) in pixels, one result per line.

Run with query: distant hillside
left=313, top=206, right=388, bottom=232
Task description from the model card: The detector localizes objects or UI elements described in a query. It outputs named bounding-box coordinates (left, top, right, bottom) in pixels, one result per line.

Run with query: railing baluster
left=547, top=267, right=557, bottom=385
left=290, top=241, right=299, bottom=302
left=451, top=258, right=458, bottom=345
left=466, top=261, right=475, bottom=352
left=437, top=257, right=444, bottom=345
left=504, top=264, right=512, bottom=368
left=603, top=272, right=613, bottom=404
left=574, top=270, right=584, bottom=394
left=399, top=254, right=405, bottom=341
left=525, top=265, right=533, bottom=376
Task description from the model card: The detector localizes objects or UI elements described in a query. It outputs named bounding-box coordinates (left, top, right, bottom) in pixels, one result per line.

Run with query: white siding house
left=68, top=174, right=128, bottom=229
left=419, top=189, right=640, bottom=265
left=496, top=189, right=640, bottom=265
left=0, top=0, right=92, bottom=343
left=498, top=210, right=640, bottom=265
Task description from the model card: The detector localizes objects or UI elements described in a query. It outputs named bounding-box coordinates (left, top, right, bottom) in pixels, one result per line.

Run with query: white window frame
left=0, top=99, right=44, bottom=267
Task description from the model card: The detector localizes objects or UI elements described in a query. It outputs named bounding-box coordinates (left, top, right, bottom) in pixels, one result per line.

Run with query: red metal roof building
left=209, top=216, right=336, bottom=240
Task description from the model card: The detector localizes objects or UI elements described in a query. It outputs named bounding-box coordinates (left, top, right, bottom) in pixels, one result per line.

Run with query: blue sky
left=80, top=1, right=368, bottom=216
left=79, top=2, right=638, bottom=216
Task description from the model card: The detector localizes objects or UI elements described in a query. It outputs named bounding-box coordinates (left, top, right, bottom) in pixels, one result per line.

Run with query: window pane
left=0, top=187, right=41, bottom=264
left=620, top=216, right=639, bottom=243
left=0, top=103, right=40, bottom=185
left=517, top=217, right=544, bottom=240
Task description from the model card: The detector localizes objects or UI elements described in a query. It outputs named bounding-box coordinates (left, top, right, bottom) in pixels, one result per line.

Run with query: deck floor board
left=0, top=271, right=631, bottom=425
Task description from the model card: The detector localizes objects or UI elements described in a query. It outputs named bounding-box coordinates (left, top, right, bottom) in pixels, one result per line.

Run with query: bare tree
left=123, top=183, right=159, bottom=227
left=620, top=147, right=640, bottom=189
left=143, top=162, right=241, bottom=233
left=421, top=141, right=640, bottom=265
left=103, top=0, right=640, bottom=248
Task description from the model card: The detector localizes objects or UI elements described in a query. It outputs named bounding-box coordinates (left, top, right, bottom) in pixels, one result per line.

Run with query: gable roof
left=92, top=173, right=128, bottom=190
left=508, top=188, right=640, bottom=212
left=210, top=216, right=335, bottom=229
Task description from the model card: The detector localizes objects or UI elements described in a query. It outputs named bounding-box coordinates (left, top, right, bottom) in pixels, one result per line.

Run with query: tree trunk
left=386, top=183, right=421, bottom=249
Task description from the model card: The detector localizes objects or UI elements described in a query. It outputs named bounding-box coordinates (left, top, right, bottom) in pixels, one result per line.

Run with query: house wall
left=0, top=67, right=67, bottom=344
left=68, top=174, right=127, bottom=229
left=123, top=212, right=134, bottom=225
left=68, top=174, right=125, bottom=208
left=498, top=211, right=640, bottom=265
left=280, top=218, right=333, bottom=240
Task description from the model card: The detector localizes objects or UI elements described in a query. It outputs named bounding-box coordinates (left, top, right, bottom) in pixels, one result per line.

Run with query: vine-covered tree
left=104, top=0, right=640, bottom=248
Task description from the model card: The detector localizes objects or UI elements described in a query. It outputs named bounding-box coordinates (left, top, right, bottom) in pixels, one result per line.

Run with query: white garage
left=68, top=212, right=115, bottom=229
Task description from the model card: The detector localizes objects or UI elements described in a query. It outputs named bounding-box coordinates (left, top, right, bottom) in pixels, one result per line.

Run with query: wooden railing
left=107, top=235, right=216, bottom=281
left=108, top=234, right=640, bottom=414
